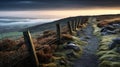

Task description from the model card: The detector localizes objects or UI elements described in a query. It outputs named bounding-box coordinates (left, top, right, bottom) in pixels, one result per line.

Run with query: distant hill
left=22, top=16, right=84, bottom=33
left=93, top=14, right=120, bottom=20
left=24, top=14, right=120, bottom=33
left=1, top=14, right=119, bottom=33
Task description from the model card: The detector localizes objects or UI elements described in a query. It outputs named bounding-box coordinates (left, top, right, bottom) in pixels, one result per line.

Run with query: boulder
left=100, top=23, right=120, bottom=35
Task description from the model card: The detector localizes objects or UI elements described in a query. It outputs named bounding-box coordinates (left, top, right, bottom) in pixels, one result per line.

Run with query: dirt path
left=73, top=18, right=100, bottom=67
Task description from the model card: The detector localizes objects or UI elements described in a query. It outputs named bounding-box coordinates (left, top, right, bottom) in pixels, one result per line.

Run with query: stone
left=101, top=28, right=119, bottom=35
left=109, top=38, right=120, bottom=50
left=113, top=38, right=120, bottom=44
left=115, top=47, right=120, bottom=53
left=59, top=60, right=66, bottom=65
left=112, top=23, right=120, bottom=28
left=109, top=42, right=116, bottom=50
left=100, top=23, right=120, bottom=35
left=84, top=35, right=91, bottom=39
left=64, top=42, right=80, bottom=51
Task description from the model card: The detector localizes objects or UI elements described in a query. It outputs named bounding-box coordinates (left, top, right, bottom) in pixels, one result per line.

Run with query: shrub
left=61, top=34, right=73, bottom=43
left=62, top=34, right=73, bottom=39
left=43, top=30, right=56, bottom=37
left=97, top=19, right=120, bottom=27
left=0, top=39, right=17, bottom=51
left=37, top=36, right=56, bottom=45
left=36, top=45, right=53, bottom=63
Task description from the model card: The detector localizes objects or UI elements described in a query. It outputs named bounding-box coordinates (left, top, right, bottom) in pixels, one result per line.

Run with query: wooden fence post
left=23, top=30, right=39, bottom=67
left=76, top=19, right=78, bottom=29
left=73, top=20, right=76, bottom=31
left=56, top=23, right=61, bottom=45
left=81, top=18, right=84, bottom=25
left=67, top=21, right=73, bottom=35
left=75, top=20, right=77, bottom=31
left=71, top=20, right=74, bottom=31
left=77, top=19, right=81, bottom=28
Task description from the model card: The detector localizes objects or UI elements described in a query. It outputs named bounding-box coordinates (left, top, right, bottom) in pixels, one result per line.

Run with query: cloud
left=0, top=0, right=120, bottom=10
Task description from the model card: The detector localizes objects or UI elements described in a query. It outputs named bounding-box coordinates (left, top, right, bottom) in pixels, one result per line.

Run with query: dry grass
left=0, top=27, right=75, bottom=67
left=0, top=39, right=17, bottom=51
left=0, top=18, right=88, bottom=67
left=97, top=18, right=120, bottom=27
left=36, top=45, right=53, bottom=63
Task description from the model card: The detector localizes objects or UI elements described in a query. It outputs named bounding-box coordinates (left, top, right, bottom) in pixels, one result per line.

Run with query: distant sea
left=0, top=18, right=58, bottom=33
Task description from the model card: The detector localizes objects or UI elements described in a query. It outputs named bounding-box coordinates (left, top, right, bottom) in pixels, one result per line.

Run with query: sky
left=0, top=0, right=120, bottom=19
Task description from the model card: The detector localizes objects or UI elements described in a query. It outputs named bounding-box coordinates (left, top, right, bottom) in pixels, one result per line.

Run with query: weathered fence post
left=81, top=18, right=84, bottom=25
left=71, top=20, right=74, bottom=31
left=77, top=19, right=81, bottom=28
left=76, top=19, right=78, bottom=29
left=56, top=23, right=61, bottom=45
left=75, top=19, right=77, bottom=31
left=23, top=30, right=39, bottom=67
left=83, top=18, right=87, bottom=28
left=73, top=20, right=76, bottom=31
left=67, top=21, right=73, bottom=35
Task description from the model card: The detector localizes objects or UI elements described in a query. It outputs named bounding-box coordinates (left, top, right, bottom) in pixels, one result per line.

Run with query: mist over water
left=0, top=18, right=57, bottom=26
left=0, top=18, right=58, bottom=33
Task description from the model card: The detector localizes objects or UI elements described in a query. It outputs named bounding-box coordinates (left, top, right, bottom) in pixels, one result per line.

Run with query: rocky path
left=73, top=18, right=100, bottom=67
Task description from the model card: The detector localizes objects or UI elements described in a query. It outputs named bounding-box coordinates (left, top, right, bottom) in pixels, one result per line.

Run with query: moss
left=53, top=45, right=83, bottom=61
left=95, top=18, right=120, bottom=67
left=98, top=45, right=109, bottom=51
left=97, top=50, right=119, bottom=57
left=99, top=35, right=116, bottom=51
left=99, top=60, right=112, bottom=67
left=72, top=36, right=87, bottom=46
left=111, top=62, right=120, bottom=67
left=96, top=51, right=109, bottom=57
left=52, top=49, right=80, bottom=67
left=99, top=42, right=110, bottom=47
left=99, top=54, right=120, bottom=61
left=99, top=61, right=120, bottom=67
left=105, top=50, right=119, bottom=55
left=101, top=35, right=118, bottom=45
left=92, top=24, right=101, bottom=37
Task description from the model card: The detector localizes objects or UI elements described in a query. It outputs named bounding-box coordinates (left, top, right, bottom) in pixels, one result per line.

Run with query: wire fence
left=0, top=16, right=89, bottom=67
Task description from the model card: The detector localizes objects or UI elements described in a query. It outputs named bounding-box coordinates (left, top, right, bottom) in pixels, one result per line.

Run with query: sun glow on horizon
left=0, top=9, right=120, bottom=19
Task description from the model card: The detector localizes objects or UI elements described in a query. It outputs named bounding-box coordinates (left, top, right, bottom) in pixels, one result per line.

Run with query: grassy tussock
left=95, top=18, right=120, bottom=67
